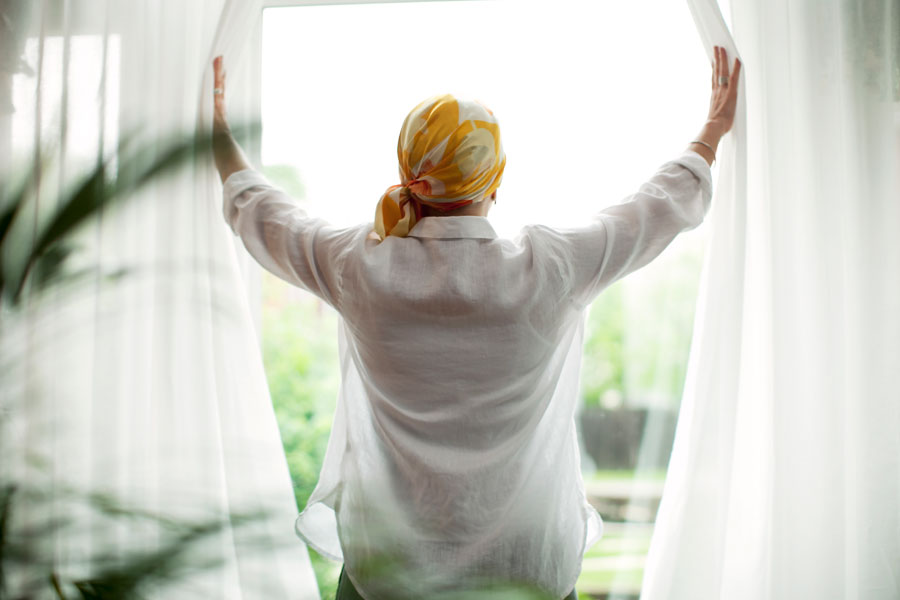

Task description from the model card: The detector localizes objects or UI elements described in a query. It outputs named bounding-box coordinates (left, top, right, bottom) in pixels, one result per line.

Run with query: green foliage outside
left=580, top=236, right=704, bottom=411
left=263, top=164, right=307, bottom=201
left=262, top=283, right=339, bottom=511
left=579, top=284, right=626, bottom=409
left=261, top=276, right=342, bottom=598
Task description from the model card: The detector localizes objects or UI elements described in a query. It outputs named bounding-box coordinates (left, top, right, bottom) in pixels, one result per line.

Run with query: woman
left=212, top=47, right=740, bottom=600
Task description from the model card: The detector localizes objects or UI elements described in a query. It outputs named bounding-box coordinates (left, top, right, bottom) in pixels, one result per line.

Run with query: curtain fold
left=643, top=1, right=900, bottom=598
left=0, top=1, right=319, bottom=598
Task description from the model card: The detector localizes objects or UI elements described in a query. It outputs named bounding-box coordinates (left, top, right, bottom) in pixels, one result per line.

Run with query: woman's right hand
left=687, top=46, right=741, bottom=165
left=705, top=45, right=741, bottom=137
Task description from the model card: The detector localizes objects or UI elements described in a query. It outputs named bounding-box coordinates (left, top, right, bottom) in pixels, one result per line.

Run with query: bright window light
left=261, top=0, right=712, bottom=238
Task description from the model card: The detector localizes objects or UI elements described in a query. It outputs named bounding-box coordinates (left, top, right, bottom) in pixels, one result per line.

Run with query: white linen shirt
left=222, top=150, right=712, bottom=600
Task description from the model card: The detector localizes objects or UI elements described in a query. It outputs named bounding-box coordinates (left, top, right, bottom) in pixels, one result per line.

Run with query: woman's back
left=328, top=215, right=599, bottom=598
left=345, top=217, right=575, bottom=434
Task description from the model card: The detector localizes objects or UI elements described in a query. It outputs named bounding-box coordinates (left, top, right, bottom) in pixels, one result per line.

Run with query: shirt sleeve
left=527, top=149, right=713, bottom=309
left=222, top=168, right=364, bottom=310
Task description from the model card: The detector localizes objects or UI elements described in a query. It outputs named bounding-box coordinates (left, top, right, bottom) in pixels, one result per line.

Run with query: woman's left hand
left=211, top=55, right=251, bottom=182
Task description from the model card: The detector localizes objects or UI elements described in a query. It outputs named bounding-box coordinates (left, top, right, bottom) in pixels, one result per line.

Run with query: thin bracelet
left=689, top=140, right=716, bottom=163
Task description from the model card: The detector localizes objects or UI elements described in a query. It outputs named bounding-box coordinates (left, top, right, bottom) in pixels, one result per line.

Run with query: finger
left=718, top=47, right=727, bottom=82
left=728, top=57, right=742, bottom=96
left=213, top=56, right=225, bottom=87
left=718, top=47, right=727, bottom=87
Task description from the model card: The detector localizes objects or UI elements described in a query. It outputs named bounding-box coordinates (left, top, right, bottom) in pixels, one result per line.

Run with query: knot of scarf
left=374, top=94, right=506, bottom=240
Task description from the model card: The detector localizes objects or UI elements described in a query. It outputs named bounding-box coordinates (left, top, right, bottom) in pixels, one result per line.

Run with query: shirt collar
left=407, top=216, right=498, bottom=240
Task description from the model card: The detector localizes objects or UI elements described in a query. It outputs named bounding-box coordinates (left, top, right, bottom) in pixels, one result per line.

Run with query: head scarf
left=374, top=94, right=506, bottom=240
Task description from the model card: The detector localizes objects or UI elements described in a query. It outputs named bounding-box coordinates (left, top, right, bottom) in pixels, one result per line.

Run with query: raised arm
left=529, top=46, right=741, bottom=308
left=212, top=56, right=252, bottom=184
left=211, top=56, right=367, bottom=310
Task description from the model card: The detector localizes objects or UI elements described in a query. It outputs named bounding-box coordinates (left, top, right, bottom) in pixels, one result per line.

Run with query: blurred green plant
left=841, top=0, right=900, bottom=102
left=0, top=481, right=273, bottom=600
left=0, top=124, right=280, bottom=600
left=0, top=124, right=258, bottom=308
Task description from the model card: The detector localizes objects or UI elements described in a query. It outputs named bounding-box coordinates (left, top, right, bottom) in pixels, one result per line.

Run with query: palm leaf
left=0, top=123, right=259, bottom=306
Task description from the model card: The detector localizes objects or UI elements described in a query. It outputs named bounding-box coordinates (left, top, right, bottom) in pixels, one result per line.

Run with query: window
left=258, top=1, right=711, bottom=596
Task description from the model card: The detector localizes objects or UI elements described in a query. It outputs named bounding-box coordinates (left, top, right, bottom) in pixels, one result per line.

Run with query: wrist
left=700, top=120, right=727, bottom=142
left=687, top=141, right=716, bottom=166
left=213, top=112, right=231, bottom=134
left=684, top=122, right=724, bottom=166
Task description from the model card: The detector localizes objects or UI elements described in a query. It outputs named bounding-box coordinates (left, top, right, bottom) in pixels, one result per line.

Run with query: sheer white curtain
left=0, top=1, right=318, bottom=598
left=643, top=1, right=900, bottom=598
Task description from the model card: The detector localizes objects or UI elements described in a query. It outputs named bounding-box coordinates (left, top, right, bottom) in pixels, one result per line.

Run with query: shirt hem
left=294, top=505, right=344, bottom=563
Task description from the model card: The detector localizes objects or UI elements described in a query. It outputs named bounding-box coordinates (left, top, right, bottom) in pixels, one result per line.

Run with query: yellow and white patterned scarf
left=374, top=94, right=506, bottom=240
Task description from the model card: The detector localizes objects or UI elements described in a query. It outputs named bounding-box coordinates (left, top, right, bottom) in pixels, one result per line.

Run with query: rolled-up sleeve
left=528, top=150, right=713, bottom=308
left=223, top=169, right=366, bottom=309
